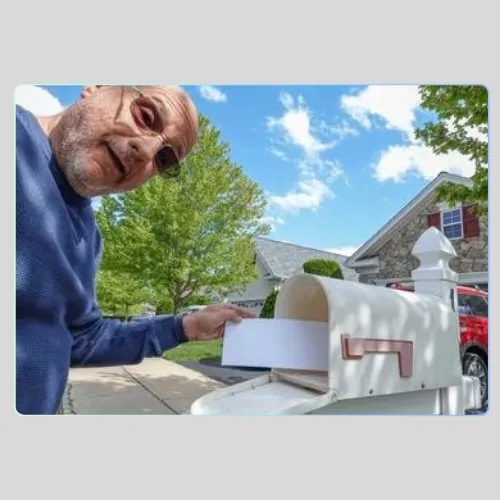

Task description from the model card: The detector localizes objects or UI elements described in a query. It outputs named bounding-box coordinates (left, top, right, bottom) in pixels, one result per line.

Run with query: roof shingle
left=254, top=237, right=359, bottom=282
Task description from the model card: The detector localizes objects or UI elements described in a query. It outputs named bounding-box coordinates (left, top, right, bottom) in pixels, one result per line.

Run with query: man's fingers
left=210, top=303, right=256, bottom=319
left=222, top=303, right=256, bottom=319
left=241, top=310, right=257, bottom=319
left=190, top=304, right=256, bottom=341
left=220, top=308, right=256, bottom=326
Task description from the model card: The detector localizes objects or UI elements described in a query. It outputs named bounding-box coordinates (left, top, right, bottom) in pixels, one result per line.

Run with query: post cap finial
left=412, top=227, right=457, bottom=279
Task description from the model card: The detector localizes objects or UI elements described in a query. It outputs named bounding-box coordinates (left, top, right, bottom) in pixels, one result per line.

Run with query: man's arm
left=70, top=311, right=188, bottom=367
left=71, top=225, right=189, bottom=367
left=70, top=303, right=256, bottom=368
left=72, top=229, right=254, bottom=367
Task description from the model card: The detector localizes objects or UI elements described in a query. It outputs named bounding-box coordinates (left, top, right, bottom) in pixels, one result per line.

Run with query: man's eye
left=141, top=107, right=155, bottom=129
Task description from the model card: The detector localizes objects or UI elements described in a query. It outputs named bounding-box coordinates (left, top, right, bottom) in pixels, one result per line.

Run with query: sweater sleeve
left=70, top=311, right=189, bottom=367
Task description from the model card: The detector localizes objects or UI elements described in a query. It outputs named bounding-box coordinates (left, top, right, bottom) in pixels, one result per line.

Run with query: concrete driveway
left=63, top=358, right=233, bottom=415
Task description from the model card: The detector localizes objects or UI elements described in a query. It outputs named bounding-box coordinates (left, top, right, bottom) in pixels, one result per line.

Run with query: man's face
left=54, top=85, right=199, bottom=197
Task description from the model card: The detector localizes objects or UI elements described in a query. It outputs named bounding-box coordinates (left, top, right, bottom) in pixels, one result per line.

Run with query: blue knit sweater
left=16, top=105, right=188, bottom=415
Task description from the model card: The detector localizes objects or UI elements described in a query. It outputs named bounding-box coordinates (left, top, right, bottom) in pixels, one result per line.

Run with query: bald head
left=42, top=85, right=199, bottom=197
left=151, top=85, right=199, bottom=160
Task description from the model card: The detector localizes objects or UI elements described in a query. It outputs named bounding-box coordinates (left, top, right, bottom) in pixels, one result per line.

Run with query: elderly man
left=16, top=85, right=254, bottom=415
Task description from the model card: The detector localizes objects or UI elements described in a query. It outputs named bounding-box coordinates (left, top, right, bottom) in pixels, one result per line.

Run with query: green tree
left=302, top=259, right=343, bottom=279
left=152, top=288, right=174, bottom=315
left=414, top=85, right=488, bottom=215
left=96, top=115, right=270, bottom=314
left=96, top=269, right=156, bottom=318
left=181, top=293, right=213, bottom=308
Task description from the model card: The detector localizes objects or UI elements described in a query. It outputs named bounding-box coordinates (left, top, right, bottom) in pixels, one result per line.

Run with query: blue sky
left=15, top=84, right=476, bottom=256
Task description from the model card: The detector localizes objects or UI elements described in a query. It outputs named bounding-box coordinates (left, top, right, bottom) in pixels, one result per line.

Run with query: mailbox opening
left=275, top=273, right=330, bottom=323
left=273, top=273, right=331, bottom=393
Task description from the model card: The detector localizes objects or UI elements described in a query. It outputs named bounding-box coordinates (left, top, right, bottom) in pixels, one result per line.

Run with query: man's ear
left=80, top=85, right=106, bottom=100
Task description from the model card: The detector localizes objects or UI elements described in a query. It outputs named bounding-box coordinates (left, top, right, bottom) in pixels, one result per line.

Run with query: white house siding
left=225, top=260, right=275, bottom=316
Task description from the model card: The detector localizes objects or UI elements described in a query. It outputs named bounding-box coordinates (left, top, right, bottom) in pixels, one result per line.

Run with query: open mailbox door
left=191, top=316, right=335, bottom=415
left=190, top=371, right=336, bottom=416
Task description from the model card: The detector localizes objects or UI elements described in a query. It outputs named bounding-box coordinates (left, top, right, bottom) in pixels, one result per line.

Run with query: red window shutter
left=427, top=212, right=441, bottom=229
left=463, top=204, right=480, bottom=238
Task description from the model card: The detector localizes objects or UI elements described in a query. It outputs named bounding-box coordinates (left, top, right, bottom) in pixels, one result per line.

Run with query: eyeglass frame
left=127, top=85, right=183, bottom=179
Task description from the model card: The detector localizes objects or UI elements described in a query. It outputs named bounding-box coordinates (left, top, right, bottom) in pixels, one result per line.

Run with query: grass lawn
left=163, top=339, right=222, bottom=362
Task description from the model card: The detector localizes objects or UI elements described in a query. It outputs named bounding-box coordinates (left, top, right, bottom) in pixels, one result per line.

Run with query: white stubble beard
left=59, top=127, right=112, bottom=197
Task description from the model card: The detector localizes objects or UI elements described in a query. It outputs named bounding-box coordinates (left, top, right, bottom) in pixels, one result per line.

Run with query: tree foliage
left=95, top=115, right=270, bottom=314
left=414, top=85, right=488, bottom=215
left=302, top=259, right=344, bottom=279
left=96, top=270, right=155, bottom=317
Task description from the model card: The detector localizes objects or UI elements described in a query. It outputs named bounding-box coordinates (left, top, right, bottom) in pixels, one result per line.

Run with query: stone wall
left=374, top=201, right=488, bottom=280
left=358, top=272, right=379, bottom=285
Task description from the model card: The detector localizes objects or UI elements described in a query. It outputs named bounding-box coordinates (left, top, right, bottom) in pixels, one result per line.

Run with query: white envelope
left=222, top=318, right=329, bottom=371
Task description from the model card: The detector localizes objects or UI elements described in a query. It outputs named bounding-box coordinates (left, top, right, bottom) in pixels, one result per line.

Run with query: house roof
left=254, top=237, right=359, bottom=282
left=345, top=171, right=473, bottom=269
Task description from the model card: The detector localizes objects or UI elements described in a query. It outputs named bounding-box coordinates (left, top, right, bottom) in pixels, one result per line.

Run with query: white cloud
left=298, top=158, right=345, bottom=185
left=373, top=144, right=476, bottom=182
left=261, top=215, right=285, bottom=232
left=341, top=85, right=484, bottom=183
left=266, top=93, right=351, bottom=214
left=267, top=93, right=335, bottom=157
left=279, top=92, right=295, bottom=109
left=321, top=159, right=344, bottom=183
left=199, top=85, right=227, bottom=103
left=15, top=85, right=64, bottom=115
left=320, top=119, right=359, bottom=140
left=269, top=178, right=333, bottom=213
left=341, top=85, right=421, bottom=136
left=269, top=147, right=289, bottom=161
left=325, top=246, right=359, bottom=256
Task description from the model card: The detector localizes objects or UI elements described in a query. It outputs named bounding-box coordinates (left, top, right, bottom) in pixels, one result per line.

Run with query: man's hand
left=182, top=304, right=256, bottom=341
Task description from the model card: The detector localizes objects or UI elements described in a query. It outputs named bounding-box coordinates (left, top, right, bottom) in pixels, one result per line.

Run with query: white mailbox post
left=190, top=227, right=483, bottom=415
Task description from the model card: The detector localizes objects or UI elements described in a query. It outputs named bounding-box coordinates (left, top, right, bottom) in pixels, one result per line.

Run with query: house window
left=427, top=204, right=480, bottom=240
left=442, top=209, right=463, bottom=240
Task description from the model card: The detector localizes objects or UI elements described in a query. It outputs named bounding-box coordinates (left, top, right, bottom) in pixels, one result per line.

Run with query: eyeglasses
left=130, top=86, right=181, bottom=179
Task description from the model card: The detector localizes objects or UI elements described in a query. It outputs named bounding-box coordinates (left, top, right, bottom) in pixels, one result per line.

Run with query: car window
left=458, top=294, right=488, bottom=318
left=457, top=294, right=473, bottom=316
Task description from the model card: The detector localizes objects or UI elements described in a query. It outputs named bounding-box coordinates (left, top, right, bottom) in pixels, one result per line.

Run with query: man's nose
left=127, top=137, right=160, bottom=167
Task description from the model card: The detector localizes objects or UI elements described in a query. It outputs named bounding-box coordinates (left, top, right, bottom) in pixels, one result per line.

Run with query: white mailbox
left=190, top=228, right=483, bottom=415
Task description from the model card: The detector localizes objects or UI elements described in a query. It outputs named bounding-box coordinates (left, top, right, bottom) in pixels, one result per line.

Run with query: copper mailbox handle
left=341, top=334, right=414, bottom=378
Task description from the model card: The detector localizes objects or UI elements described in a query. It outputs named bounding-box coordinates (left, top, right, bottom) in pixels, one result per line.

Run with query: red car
left=387, top=283, right=488, bottom=409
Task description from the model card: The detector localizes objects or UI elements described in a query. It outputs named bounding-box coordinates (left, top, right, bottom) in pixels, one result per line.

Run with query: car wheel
left=463, top=352, right=488, bottom=409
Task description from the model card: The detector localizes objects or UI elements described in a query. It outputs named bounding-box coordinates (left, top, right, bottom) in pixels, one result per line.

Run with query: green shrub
left=260, top=289, right=278, bottom=318
left=303, top=259, right=343, bottom=279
